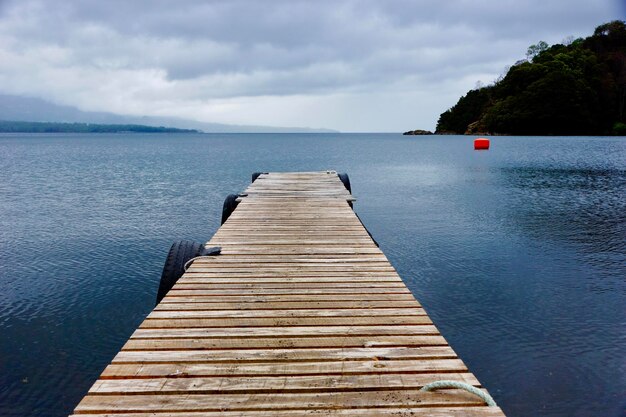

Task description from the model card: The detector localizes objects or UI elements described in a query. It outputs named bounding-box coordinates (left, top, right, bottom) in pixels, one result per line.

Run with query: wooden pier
left=71, top=171, right=506, bottom=416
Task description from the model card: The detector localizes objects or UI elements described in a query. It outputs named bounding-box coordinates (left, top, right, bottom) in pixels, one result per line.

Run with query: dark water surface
left=0, top=133, right=624, bottom=416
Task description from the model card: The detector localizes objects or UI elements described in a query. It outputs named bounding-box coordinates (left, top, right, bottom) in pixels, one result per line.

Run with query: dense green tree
left=483, top=71, right=600, bottom=135
left=526, top=41, right=549, bottom=60
left=436, top=88, right=492, bottom=133
left=435, top=20, right=626, bottom=135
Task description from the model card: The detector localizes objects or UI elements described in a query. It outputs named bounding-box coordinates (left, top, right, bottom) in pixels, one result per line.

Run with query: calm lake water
left=0, top=133, right=624, bottom=417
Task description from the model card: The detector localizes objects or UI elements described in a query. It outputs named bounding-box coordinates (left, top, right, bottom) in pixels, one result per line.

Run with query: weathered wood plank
left=173, top=281, right=406, bottom=287
left=130, top=325, right=441, bottom=339
left=74, top=389, right=489, bottom=413
left=184, top=267, right=397, bottom=273
left=153, top=300, right=422, bottom=310
left=100, top=359, right=466, bottom=378
left=148, top=308, right=427, bottom=319
left=112, top=346, right=458, bottom=363
left=182, top=271, right=401, bottom=277
left=71, top=408, right=505, bottom=417
left=139, top=315, right=433, bottom=328
left=190, top=254, right=388, bottom=258
left=89, top=373, right=480, bottom=394
left=158, top=294, right=418, bottom=303
left=121, top=335, right=449, bottom=350
left=159, top=296, right=416, bottom=304
left=186, top=263, right=395, bottom=269
left=216, top=247, right=384, bottom=255
left=165, top=288, right=411, bottom=295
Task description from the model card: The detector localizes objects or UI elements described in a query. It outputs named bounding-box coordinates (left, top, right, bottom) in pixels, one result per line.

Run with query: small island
left=403, top=129, right=433, bottom=135
left=0, top=120, right=200, bottom=133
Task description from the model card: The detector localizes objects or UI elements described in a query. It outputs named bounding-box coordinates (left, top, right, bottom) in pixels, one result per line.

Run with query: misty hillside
left=0, top=94, right=336, bottom=133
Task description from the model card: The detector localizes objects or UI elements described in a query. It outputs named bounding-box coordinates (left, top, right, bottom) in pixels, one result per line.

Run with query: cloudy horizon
left=0, top=0, right=623, bottom=132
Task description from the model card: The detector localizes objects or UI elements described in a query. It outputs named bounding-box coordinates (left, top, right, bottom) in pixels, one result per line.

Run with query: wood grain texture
left=71, top=408, right=505, bottom=417
left=70, top=171, right=505, bottom=416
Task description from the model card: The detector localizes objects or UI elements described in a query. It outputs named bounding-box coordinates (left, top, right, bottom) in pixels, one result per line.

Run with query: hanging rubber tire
left=156, top=240, right=202, bottom=305
left=338, top=173, right=351, bottom=193
left=251, top=172, right=267, bottom=183
left=221, top=194, right=240, bottom=225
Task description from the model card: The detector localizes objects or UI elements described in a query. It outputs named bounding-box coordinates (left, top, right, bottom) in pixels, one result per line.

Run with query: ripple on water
left=0, top=133, right=624, bottom=417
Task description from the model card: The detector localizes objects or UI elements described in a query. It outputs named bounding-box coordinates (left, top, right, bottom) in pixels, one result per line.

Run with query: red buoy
left=474, top=137, right=490, bottom=150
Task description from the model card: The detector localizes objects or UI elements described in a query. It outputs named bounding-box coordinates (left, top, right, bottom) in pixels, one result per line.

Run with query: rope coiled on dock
left=420, top=380, right=497, bottom=406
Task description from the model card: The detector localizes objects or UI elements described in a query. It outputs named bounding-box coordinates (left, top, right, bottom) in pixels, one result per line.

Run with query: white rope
left=420, top=380, right=497, bottom=407
left=184, top=245, right=222, bottom=271
left=184, top=256, right=215, bottom=271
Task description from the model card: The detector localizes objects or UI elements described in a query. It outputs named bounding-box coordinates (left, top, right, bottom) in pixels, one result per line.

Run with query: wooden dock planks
left=71, top=171, right=505, bottom=416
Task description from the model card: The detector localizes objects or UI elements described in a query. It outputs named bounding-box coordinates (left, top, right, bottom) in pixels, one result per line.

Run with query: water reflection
left=0, top=133, right=624, bottom=417
left=499, top=165, right=626, bottom=282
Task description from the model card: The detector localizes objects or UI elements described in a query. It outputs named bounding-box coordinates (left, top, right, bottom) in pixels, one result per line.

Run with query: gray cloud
left=0, top=0, right=621, bottom=131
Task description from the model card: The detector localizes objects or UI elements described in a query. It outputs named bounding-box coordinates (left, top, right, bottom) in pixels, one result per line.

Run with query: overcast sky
left=0, top=0, right=623, bottom=132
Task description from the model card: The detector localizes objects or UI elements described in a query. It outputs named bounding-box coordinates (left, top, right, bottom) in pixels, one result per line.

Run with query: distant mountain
left=0, top=120, right=199, bottom=133
left=0, top=94, right=337, bottom=133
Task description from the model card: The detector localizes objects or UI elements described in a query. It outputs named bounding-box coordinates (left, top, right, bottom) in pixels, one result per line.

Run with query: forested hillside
left=436, top=21, right=626, bottom=135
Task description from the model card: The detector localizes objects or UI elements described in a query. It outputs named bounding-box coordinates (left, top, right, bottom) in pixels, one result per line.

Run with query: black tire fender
left=221, top=194, right=240, bottom=225
left=156, top=240, right=202, bottom=304
left=251, top=172, right=267, bottom=183
left=338, top=173, right=351, bottom=193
